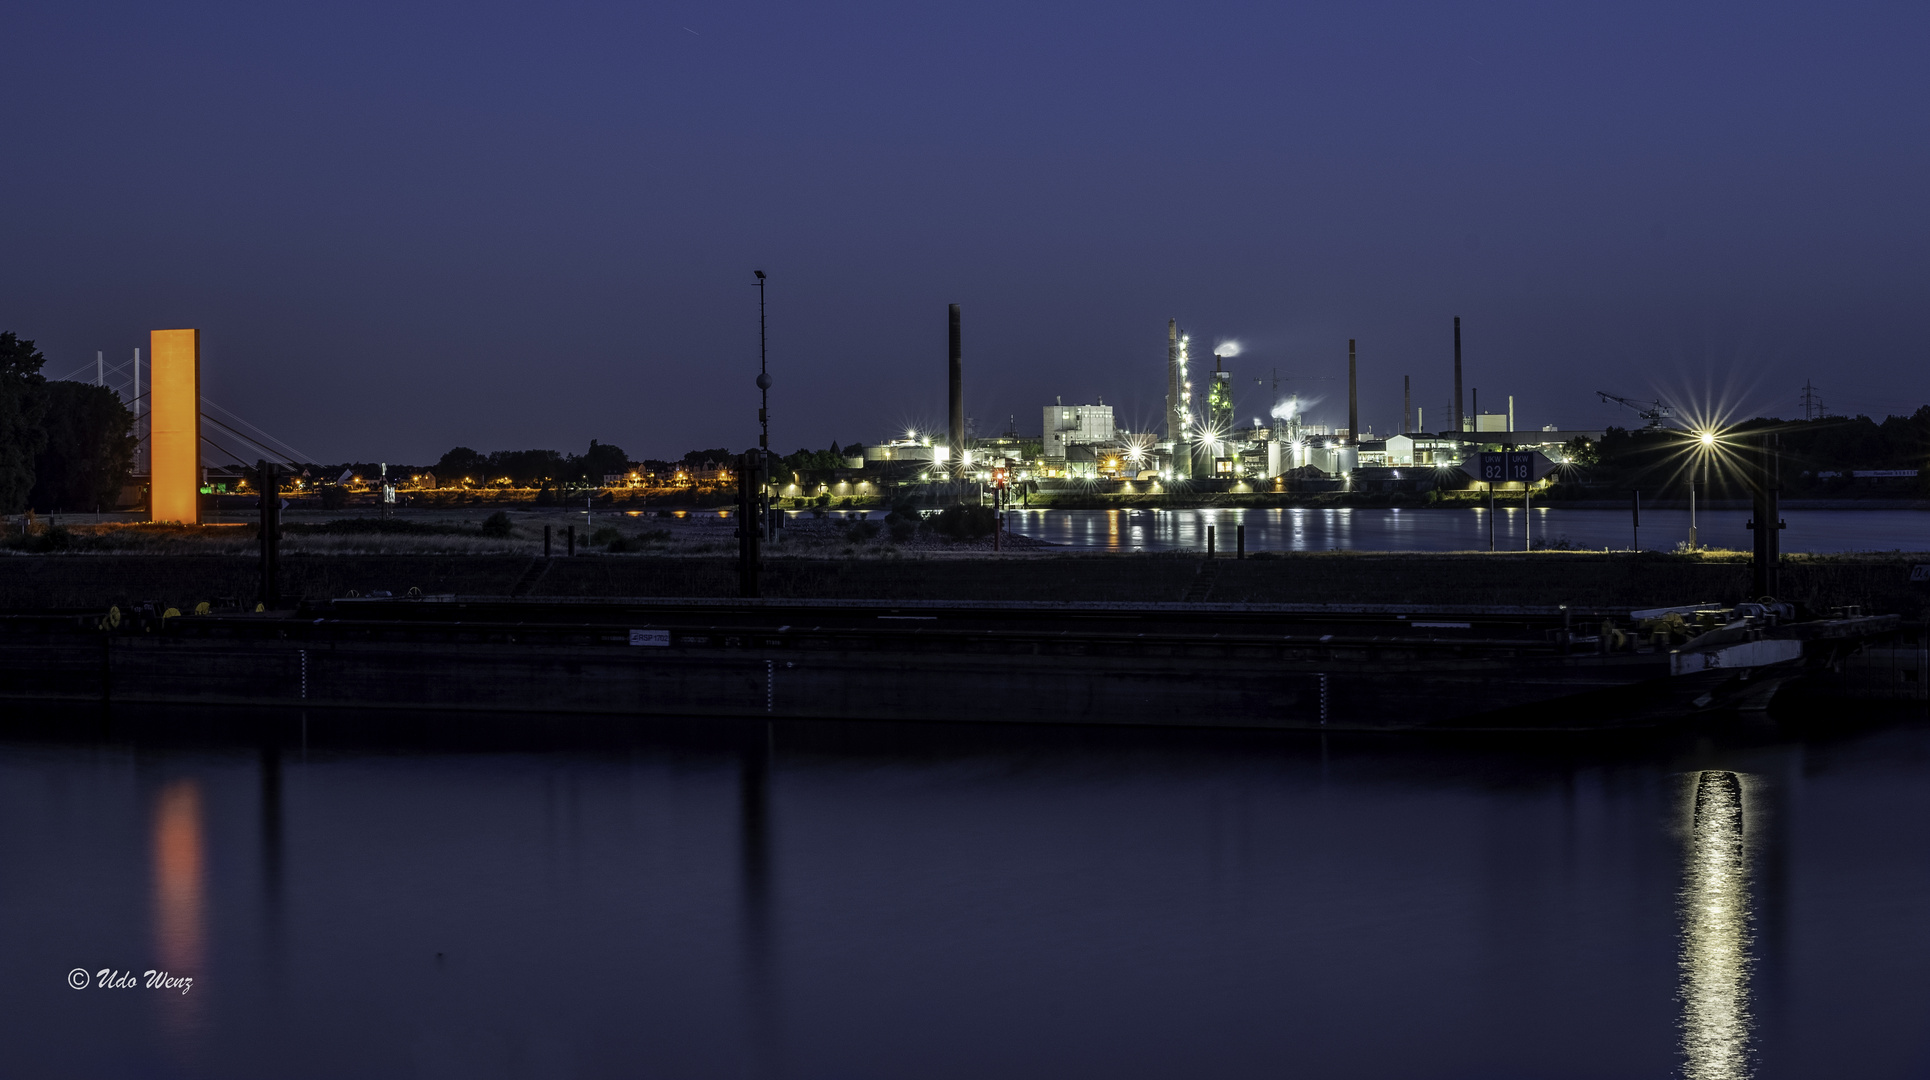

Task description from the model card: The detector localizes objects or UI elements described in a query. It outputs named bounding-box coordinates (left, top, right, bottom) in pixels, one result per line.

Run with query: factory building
left=1308, top=444, right=1358, bottom=476
left=1383, top=433, right=1466, bottom=466
left=1042, top=399, right=1116, bottom=458
left=843, top=304, right=1613, bottom=497
left=863, top=439, right=937, bottom=465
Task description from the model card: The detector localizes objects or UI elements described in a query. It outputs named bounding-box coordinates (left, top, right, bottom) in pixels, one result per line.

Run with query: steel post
left=257, top=460, right=280, bottom=609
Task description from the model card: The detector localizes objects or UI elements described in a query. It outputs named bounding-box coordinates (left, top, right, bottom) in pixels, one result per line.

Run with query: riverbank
left=3, top=550, right=1926, bottom=618
left=52, top=489, right=1930, bottom=520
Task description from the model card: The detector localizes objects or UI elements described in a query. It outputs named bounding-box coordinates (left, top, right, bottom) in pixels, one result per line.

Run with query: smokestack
left=948, top=304, right=963, bottom=470
left=1453, top=316, right=1463, bottom=432
left=1166, top=318, right=1192, bottom=479
left=1403, top=375, right=1411, bottom=434
left=1348, top=339, right=1358, bottom=442
left=1165, top=319, right=1179, bottom=447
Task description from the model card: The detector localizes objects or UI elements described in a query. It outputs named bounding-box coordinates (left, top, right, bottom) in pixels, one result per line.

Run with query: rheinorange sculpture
left=149, top=329, right=200, bottom=524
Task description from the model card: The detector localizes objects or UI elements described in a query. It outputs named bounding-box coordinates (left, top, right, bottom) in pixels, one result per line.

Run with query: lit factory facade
left=826, top=309, right=1599, bottom=498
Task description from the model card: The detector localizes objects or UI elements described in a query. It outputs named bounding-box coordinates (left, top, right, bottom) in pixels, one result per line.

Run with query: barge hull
left=0, top=612, right=1767, bottom=731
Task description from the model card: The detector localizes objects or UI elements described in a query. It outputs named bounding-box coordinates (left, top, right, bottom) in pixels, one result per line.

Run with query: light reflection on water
left=9, top=709, right=1930, bottom=1077
left=151, top=779, right=208, bottom=1057
left=1682, top=771, right=1754, bottom=1080
left=998, top=507, right=1927, bottom=553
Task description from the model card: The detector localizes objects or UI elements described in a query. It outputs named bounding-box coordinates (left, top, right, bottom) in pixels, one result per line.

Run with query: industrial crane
left=1595, top=391, right=1675, bottom=429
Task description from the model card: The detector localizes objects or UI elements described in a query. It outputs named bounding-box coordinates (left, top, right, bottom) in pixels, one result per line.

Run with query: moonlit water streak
left=1681, top=771, right=1753, bottom=1080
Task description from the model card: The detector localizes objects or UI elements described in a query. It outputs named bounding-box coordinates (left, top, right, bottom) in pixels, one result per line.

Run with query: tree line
left=428, top=441, right=867, bottom=487
left=1560, top=410, right=1930, bottom=495
left=431, top=442, right=634, bottom=487
left=0, top=333, right=138, bottom=514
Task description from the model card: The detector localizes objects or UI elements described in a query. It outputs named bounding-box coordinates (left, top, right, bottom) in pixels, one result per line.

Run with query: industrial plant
left=786, top=308, right=1604, bottom=505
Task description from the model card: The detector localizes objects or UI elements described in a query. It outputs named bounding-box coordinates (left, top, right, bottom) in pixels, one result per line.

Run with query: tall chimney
left=1452, top=316, right=1463, bottom=432
left=1166, top=318, right=1192, bottom=479
left=1165, top=318, right=1179, bottom=447
left=1347, top=339, right=1358, bottom=441
left=948, top=304, right=963, bottom=470
left=1403, top=375, right=1411, bottom=434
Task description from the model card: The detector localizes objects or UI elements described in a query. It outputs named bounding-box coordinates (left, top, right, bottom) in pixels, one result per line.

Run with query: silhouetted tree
left=29, top=381, right=136, bottom=512
left=576, top=439, right=629, bottom=483
left=0, top=332, right=50, bottom=512
left=434, top=447, right=488, bottom=485
left=681, top=447, right=734, bottom=467
left=1562, top=436, right=1599, bottom=469
left=486, top=449, right=567, bottom=486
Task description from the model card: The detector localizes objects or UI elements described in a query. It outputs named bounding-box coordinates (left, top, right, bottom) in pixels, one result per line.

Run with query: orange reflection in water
left=152, top=780, right=206, bottom=977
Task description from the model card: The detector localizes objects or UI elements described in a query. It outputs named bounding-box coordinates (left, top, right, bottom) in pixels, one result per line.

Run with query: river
left=7, top=704, right=1930, bottom=1078
left=1001, top=506, right=1929, bottom=553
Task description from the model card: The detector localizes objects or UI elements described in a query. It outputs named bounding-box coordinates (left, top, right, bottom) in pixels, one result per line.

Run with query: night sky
left=3, top=0, right=1925, bottom=463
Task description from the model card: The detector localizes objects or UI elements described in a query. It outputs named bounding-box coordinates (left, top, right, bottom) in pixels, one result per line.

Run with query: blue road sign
left=1477, top=452, right=1535, bottom=482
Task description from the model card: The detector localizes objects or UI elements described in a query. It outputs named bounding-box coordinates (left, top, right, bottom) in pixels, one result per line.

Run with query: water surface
left=6, top=705, right=1930, bottom=1078
left=999, top=506, right=1928, bottom=553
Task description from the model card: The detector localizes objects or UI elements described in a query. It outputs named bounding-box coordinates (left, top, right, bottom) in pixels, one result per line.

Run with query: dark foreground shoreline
left=2, top=551, right=1926, bottom=619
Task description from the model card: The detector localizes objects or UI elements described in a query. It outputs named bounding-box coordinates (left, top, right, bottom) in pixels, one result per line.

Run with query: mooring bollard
left=1207, top=524, right=1215, bottom=558
left=544, top=525, right=553, bottom=558
left=566, top=524, right=576, bottom=557
left=1236, top=524, right=1245, bottom=560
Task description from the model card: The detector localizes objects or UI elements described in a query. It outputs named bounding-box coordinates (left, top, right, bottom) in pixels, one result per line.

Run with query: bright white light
left=1681, top=771, right=1754, bottom=1080
left=1699, top=430, right=1718, bottom=448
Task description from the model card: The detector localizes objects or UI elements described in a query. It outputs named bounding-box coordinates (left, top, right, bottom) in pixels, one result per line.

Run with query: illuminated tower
left=149, top=329, right=201, bottom=524
left=1347, top=338, right=1358, bottom=441
left=948, top=304, right=963, bottom=474
left=1208, top=353, right=1234, bottom=448
left=1165, top=319, right=1194, bottom=479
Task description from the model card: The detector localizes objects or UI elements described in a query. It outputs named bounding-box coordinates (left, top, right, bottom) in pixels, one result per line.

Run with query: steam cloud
left=1271, top=394, right=1321, bottom=422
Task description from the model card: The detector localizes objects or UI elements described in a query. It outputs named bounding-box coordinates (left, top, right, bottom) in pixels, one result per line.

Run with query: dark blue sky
left=3, top=0, right=1925, bottom=462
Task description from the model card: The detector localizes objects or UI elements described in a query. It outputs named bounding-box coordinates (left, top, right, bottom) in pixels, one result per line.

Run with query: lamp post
left=1691, top=429, right=1716, bottom=551
left=738, top=270, right=771, bottom=598
left=755, top=270, right=772, bottom=540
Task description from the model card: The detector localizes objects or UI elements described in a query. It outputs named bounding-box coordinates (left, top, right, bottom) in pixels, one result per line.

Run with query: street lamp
left=1689, top=428, right=1720, bottom=550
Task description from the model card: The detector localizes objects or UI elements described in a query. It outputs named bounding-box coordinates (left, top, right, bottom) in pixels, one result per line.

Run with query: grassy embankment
left=1, top=514, right=1923, bottom=618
